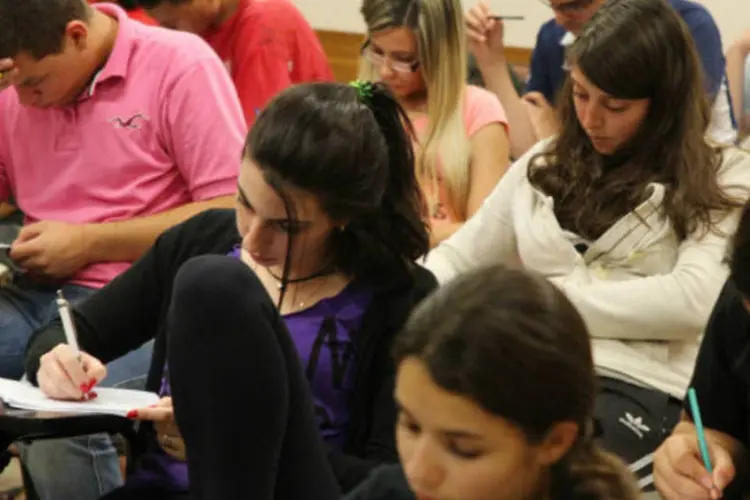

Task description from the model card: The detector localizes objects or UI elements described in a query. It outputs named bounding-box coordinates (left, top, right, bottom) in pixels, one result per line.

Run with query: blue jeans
left=0, top=280, right=95, bottom=379
left=17, top=344, right=153, bottom=500
left=2, top=280, right=154, bottom=500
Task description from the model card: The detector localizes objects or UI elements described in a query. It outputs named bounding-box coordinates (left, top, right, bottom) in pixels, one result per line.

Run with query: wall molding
left=316, top=29, right=533, bottom=83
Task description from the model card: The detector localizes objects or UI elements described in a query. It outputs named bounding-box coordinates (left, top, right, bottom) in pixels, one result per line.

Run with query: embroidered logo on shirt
left=618, top=412, right=651, bottom=439
left=109, top=113, right=149, bottom=130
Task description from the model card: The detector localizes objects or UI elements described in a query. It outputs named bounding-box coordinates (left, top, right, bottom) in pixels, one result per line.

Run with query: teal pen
left=687, top=388, right=714, bottom=477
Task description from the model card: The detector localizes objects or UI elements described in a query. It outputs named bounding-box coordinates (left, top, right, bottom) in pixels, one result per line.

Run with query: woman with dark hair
left=423, top=0, right=750, bottom=488
left=24, top=80, right=435, bottom=499
left=119, top=263, right=641, bottom=500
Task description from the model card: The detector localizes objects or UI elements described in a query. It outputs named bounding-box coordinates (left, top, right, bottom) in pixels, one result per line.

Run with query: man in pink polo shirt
left=0, top=0, right=245, bottom=498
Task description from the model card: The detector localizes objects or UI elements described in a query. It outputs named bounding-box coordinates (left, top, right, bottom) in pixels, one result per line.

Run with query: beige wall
left=293, top=0, right=747, bottom=51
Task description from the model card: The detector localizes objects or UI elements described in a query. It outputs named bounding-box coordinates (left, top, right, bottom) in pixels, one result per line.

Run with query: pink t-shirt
left=410, top=85, right=508, bottom=222
left=0, top=3, right=246, bottom=288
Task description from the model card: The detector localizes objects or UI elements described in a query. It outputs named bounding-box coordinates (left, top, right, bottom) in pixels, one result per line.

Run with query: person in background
left=134, top=0, right=334, bottom=124
left=91, top=0, right=158, bottom=24
left=726, top=29, right=750, bottom=147
left=467, top=0, right=736, bottom=159
left=423, top=0, right=750, bottom=490
left=652, top=201, right=750, bottom=500
left=359, top=0, right=510, bottom=247
left=27, top=81, right=435, bottom=499
left=0, top=0, right=245, bottom=499
left=102, top=264, right=640, bottom=500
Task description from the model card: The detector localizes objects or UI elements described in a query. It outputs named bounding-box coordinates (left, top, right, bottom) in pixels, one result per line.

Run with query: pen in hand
left=56, top=290, right=97, bottom=400
left=687, top=387, right=719, bottom=495
left=57, top=290, right=81, bottom=356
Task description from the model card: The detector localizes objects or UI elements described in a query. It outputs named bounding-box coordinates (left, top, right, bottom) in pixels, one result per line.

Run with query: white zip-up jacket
left=423, top=139, right=750, bottom=398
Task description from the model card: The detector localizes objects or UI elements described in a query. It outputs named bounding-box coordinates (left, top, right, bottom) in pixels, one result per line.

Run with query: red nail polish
left=89, top=378, right=97, bottom=388
left=126, top=410, right=138, bottom=418
left=86, top=391, right=98, bottom=400
left=80, top=384, right=89, bottom=393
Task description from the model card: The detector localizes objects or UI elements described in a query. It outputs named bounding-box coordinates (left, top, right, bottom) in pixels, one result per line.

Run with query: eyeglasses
left=538, top=0, right=597, bottom=14
left=360, top=41, right=420, bottom=74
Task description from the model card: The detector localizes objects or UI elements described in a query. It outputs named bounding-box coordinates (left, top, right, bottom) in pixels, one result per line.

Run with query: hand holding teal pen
left=687, top=389, right=714, bottom=477
left=686, top=388, right=735, bottom=499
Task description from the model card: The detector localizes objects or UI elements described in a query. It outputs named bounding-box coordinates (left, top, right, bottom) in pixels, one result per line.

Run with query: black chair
left=0, top=402, right=144, bottom=500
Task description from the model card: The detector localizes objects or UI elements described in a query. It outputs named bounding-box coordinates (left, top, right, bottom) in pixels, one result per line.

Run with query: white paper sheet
left=0, top=378, right=159, bottom=416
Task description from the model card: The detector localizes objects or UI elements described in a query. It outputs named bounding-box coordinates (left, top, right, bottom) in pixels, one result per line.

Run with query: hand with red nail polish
left=128, top=397, right=185, bottom=460
left=36, top=343, right=107, bottom=401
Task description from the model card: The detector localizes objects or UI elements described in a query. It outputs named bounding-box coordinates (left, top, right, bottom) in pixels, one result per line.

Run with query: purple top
left=127, top=248, right=372, bottom=491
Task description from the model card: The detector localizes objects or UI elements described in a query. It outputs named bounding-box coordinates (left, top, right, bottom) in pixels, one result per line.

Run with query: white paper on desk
left=0, top=378, right=159, bottom=416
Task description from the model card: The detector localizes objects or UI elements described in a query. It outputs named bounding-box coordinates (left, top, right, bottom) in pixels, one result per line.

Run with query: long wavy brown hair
left=528, top=0, right=741, bottom=241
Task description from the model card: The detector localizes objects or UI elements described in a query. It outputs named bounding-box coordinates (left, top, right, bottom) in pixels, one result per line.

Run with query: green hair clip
left=349, top=80, right=374, bottom=103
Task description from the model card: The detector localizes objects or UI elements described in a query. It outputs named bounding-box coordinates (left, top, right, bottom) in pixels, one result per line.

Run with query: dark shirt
left=24, top=209, right=437, bottom=492
left=683, top=279, right=750, bottom=499
left=526, top=0, right=725, bottom=105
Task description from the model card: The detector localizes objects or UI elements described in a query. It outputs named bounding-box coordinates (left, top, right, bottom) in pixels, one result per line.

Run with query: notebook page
left=0, top=378, right=159, bottom=416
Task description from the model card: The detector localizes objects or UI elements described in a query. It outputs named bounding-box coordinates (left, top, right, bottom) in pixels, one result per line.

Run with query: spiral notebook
left=0, top=377, right=159, bottom=417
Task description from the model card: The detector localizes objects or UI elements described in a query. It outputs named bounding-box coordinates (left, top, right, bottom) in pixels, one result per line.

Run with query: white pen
left=56, top=290, right=81, bottom=357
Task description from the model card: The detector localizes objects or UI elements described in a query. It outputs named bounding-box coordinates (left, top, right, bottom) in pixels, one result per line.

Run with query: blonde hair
left=359, top=0, right=472, bottom=220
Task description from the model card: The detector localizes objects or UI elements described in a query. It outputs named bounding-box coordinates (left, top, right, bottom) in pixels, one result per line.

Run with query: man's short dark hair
left=0, top=0, right=90, bottom=60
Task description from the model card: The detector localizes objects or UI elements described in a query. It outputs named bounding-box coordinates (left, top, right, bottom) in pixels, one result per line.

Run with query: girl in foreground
left=162, top=264, right=641, bottom=500
left=25, top=81, right=434, bottom=499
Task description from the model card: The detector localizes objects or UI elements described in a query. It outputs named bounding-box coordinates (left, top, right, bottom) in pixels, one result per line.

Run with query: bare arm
left=465, top=3, right=539, bottom=159
left=430, top=123, right=510, bottom=246
left=465, top=123, right=510, bottom=216
left=727, top=32, right=750, bottom=135
left=478, top=61, right=538, bottom=159
left=85, top=195, right=235, bottom=262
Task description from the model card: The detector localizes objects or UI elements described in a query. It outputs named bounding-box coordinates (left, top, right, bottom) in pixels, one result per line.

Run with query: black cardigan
left=24, top=209, right=437, bottom=492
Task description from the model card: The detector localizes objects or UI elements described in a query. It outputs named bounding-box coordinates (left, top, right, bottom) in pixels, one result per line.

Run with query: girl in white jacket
left=425, top=0, right=750, bottom=490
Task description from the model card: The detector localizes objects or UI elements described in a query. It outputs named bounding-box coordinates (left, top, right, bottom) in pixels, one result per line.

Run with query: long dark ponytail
left=552, top=439, right=641, bottom=500
left=245, top=81, right=428, bottom=286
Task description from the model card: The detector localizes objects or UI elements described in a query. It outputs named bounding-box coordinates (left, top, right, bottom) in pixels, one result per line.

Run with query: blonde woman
left=359, top=0, right=510, bottom=246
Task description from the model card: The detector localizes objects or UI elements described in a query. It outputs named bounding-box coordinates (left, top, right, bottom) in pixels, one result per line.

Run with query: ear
left=534, top=421, right=579, bottom=467
left=64, top=21, right=90, bottom=51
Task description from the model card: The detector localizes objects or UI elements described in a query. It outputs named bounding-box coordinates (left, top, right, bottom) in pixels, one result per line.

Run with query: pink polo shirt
left=0, top=3, right=246, bottom=288
left=411, top=85, right=508, bottom=223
